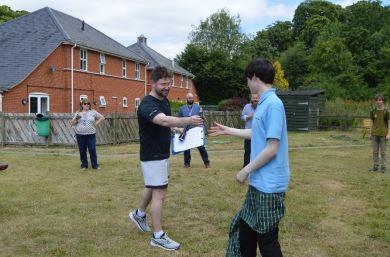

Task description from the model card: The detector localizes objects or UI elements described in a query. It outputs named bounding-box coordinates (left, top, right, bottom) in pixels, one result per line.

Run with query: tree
left=292, top=0, right=345, bottom=39
left=279, top=42, right=310, bottom=89
left=264, top=21, right=294, bottom=54
left=177, top=9, right=249, bottom=104
left=273, top=61, right=289, bottom=91
left=0, top=5, right=28, bottom=24
left=189, top=8, right=247, bottom=57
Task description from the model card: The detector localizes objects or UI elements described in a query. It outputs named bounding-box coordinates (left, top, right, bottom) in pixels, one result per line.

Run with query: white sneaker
left=129, top=211, right=151, bottom=232
left=150, top=233, right=180, bottom=251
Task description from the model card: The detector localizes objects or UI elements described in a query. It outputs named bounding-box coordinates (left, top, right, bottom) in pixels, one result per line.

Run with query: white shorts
left=141, top=159, right=169, bottom=188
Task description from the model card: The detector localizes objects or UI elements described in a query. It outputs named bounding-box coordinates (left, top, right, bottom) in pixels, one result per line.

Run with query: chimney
left=81, top=20, right=85, bottom=31
left=137, top=34, right=147, bottom=45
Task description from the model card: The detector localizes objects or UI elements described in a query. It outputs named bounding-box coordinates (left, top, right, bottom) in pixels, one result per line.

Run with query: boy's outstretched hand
left=208, top=122, right=229, bottom=136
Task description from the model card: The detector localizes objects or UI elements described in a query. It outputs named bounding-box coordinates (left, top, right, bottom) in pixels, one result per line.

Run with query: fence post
left=0, top=113, right=5, bottom=147
left=113, top=112, right=118, bottom=144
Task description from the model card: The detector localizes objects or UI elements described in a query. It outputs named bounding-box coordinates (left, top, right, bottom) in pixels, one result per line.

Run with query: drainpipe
left=144, top=63, right=148, bottom=96
left=71, top=43, right=77, bottom=113
left=0, top=93, right=3, bottom=112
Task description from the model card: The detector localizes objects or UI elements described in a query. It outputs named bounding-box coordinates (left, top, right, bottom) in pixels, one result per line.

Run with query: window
left=186, top=77, right=189, bottom=89
left=99, top=96, right=106, bottom=107
left=80, top=48, right=87, bottom=71
left=0, top=94, right=3, bottom=112
left=180, top=75, right=184, bottom=88
left=29, top=93, right=49, bottom=114
left=80, top=95, right=88, bottom=102
left=135, top=63, right=140, bottom=79
left=135, top=98, right=141, bottom=110
left=99, top=53, right=105, bottom=74
left=122, top=60, right=126, bottom=78
left=122, top=97, right=128, bottom=108
left=172, top=75, right=175, bottom=87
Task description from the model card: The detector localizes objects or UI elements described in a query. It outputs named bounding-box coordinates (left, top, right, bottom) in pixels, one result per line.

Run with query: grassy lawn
left=0, top=131, right=389, bottom=257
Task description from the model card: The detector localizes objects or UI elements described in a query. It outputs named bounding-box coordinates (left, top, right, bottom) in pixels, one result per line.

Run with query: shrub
left=218, top=96, right=248, bottom=111
left=169, top=100, right=185, bottom=113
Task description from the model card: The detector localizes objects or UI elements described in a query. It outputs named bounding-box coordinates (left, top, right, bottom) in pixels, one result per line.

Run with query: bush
left=320, top=98, right=373, bottom=129
left=218, top=96, right=248, bottom=111
left=169, top=100, right=185, bottom=113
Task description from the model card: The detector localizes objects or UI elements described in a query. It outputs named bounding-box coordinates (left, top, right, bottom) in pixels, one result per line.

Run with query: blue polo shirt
left=249, top=88, right=290, bottom=193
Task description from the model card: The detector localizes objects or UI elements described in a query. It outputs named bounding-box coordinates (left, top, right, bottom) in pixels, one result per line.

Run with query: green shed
left=277, top=90, right=326, bottom=131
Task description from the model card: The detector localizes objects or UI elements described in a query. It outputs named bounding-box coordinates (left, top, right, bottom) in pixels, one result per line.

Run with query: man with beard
left=129, top=66, right=203, bottom=251
left=177, top=93, right=210, bottom=168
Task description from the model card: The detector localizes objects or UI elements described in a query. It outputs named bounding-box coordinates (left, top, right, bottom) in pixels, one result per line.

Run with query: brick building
left=0, top=7, right=197, bottom=114
left=128, top=35, right=198, bottom=103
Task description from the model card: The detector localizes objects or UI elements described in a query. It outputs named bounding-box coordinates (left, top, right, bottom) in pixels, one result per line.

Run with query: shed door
left=294, top=101, right=309, bottom=131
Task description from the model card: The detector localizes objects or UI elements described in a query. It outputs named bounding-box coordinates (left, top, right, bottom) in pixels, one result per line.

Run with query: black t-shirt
left=137, top=95, right=171, bottom=161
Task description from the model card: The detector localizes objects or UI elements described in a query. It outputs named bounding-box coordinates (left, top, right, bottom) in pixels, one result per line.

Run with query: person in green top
left=369, top=94, right=390, bottom=173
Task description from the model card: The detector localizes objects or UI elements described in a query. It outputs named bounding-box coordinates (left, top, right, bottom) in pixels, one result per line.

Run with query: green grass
left=0, top=131, right=389, bottom=257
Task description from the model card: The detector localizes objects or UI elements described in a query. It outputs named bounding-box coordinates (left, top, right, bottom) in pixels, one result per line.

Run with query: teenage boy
left=369, top=94, right=390, bottom=173
left=209, top=58, right=289, bottom=257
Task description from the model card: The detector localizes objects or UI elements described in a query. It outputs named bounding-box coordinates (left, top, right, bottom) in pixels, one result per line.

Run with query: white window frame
left=122, top=60, right=127, bottom=78
left=99, top=53, right=105, bottom=74
left=135, top=97, right=141, bottom=110
left=80, top=95, right=88, bottom=102
left=172, top=75, right=175, bottom=87
left=135, top=63, right=140, bottom=79
left=122, top=97, right=128, bottom=108
left=99, top=96, right=107, bottom=107
left=80, top=48, right=88, bottom=71
left=186, top=77, right=189, bottom=89
left=180, top=75, right=184, bottom=88
left=29, top=93, right=50, bottom=114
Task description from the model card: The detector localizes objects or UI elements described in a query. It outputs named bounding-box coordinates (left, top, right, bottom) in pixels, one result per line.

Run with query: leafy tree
left=263, top=21, right=294, bottom=54
left=0, top=5, right=28, bottom=24
left=178, top=9, right=249, bottom=104
left=189, top=8, right=248, bottom=57
left=273, top=61, right=289, bottom=90
left=300, top=15, right=331, bottom=47
left=250, top=32, right=278, bottom=60
left=279, top=42, right=310, bottom=89
left=292, top=0, right=345, bottom=39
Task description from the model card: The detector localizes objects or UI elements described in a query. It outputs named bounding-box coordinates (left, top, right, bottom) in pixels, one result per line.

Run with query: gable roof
left=0, top=7, right=145, bottom=92
left=127, top=36, right=194, bottom=78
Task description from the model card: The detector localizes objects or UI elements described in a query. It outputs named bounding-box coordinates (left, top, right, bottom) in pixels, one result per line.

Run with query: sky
left=3, top=0, right=390, bottom=59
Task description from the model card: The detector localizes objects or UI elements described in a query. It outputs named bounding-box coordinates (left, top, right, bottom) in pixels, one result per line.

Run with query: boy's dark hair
left=375, top=94, right=386, bottom=102
left=244, top=58, right=275, bottom=84
left=151, top=66, right=173, bottom=83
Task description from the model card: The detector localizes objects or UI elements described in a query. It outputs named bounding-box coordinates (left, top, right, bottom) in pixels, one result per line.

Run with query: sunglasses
left=83, top=103, right=90, bottom=105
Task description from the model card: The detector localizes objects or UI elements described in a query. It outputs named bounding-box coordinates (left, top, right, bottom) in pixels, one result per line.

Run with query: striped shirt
left=226, top=186, right=286, bottom=257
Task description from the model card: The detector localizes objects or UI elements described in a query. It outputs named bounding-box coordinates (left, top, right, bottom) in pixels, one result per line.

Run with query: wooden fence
left=0, top=111, right=243, bottom=146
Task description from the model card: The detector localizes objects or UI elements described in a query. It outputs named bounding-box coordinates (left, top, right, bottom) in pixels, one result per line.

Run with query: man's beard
left=156, top=88, right=169, bottom=98
left=187, top=100, right=194, bottom=105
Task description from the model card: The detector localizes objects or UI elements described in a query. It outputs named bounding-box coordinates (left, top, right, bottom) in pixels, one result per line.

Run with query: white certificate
left=172, top=126, right=205, bottom=155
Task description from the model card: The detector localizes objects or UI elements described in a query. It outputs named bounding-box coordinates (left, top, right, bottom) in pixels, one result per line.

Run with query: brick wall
left=2, top=44, right=200, bottom=113
left=2, top=45, right=147, bottom=113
